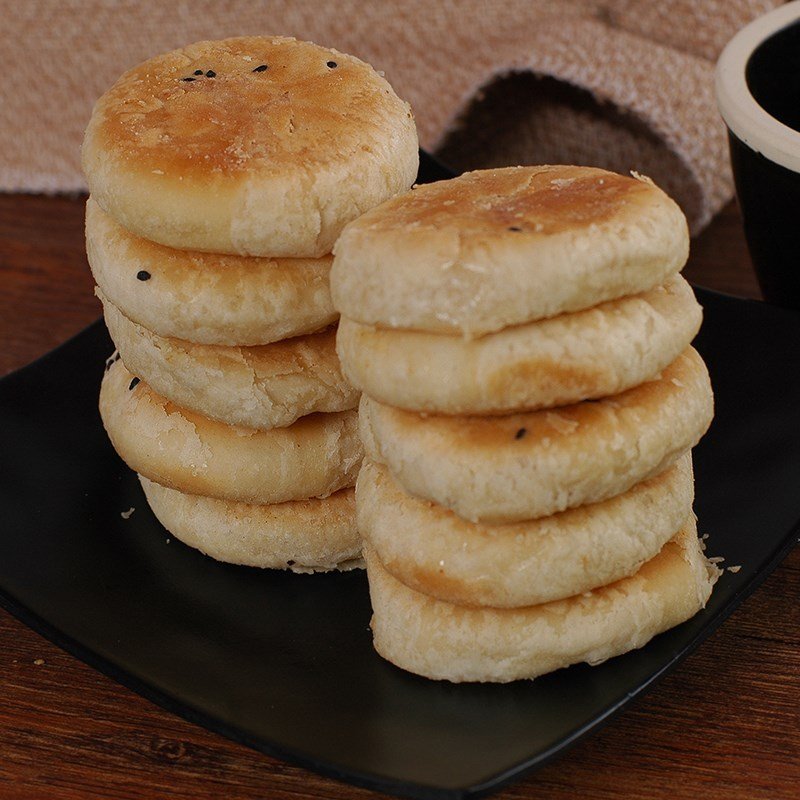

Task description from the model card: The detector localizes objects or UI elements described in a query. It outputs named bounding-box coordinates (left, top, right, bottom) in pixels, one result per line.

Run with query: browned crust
left=85, top=36, right=412, bottom=181
left=360, top=166, right=652, bottom=238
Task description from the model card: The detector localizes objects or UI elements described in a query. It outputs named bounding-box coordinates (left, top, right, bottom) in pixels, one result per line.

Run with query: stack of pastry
left=332, top=166, right=719, bottom=681
left=81, top=36, right=418, bottom=572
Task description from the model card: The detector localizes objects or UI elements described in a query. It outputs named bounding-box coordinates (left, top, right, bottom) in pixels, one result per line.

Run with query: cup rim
left=716, top=0, right=800, bottom=172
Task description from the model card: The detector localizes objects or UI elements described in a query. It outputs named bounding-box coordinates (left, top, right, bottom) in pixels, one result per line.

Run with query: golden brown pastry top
left=354, top=166, right=654, bottom=237
left=85, top=36, right=413, bottom=179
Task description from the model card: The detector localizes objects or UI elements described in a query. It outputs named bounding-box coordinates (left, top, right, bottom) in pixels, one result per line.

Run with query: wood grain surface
left=1, top=193, right=798, bottom=799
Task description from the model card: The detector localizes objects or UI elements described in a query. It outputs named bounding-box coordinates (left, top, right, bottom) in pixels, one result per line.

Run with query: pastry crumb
left=727, top=565, right=742, bottom=573
left=120, top=507, right=135, bottom=519
left=630, top=169, right=655, bottom=185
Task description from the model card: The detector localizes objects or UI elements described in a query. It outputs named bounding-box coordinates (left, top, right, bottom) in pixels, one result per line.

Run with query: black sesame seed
left=515, top=428, right=527, bottom=440
left=252, top=64, right=268, bottom=72
left=136, top=270, right=151, bottom=281
left=508, top=226, right=522, bottom=232
left=287, top=560, right=296, bottom=566
left=129, top=377, right=140, bottom=391
left=193, top=69, right=203, bottom=75
left=326, top=60, right=337, bottom=68
left=206, top=70, right=216, bottom=78
left=181, top=77, right=196, bottom=82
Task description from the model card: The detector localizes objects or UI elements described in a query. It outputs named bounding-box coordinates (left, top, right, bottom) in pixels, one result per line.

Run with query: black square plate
left=1, top=156, right=800, bottom=799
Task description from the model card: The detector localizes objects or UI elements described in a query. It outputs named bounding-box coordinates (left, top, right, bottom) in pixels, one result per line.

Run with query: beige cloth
left=0, top=0, right=777, bottom=233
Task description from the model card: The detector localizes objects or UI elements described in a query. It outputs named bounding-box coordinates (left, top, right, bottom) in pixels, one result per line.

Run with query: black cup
left=717, top=2, right=800, bottom=309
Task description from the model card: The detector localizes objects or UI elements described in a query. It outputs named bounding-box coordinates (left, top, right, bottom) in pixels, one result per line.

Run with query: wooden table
left=1, top=194, right=798, bottom=799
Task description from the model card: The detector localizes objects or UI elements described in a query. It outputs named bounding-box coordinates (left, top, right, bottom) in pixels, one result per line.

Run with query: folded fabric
left=0, top=0, right=777, bottom=233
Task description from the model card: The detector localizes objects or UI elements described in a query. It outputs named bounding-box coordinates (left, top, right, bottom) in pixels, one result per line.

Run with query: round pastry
left=139, top=477, right=362, bottom=573
left=101, top=293, right=358, bottom=430
left=82, top=36, right=418, bottom=257
left=331, top=165, right=688, bottom=336
left=337, top=276, right=701, bottom=414
left=86, top=198, right=337, bottom=346
left=360, top=347, right=713, bottom=523
left=366, top=521, right=719, bottom=682
left=100, top=358, right=362, bottom=504
left=357, top=455, right=694, bottom=607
